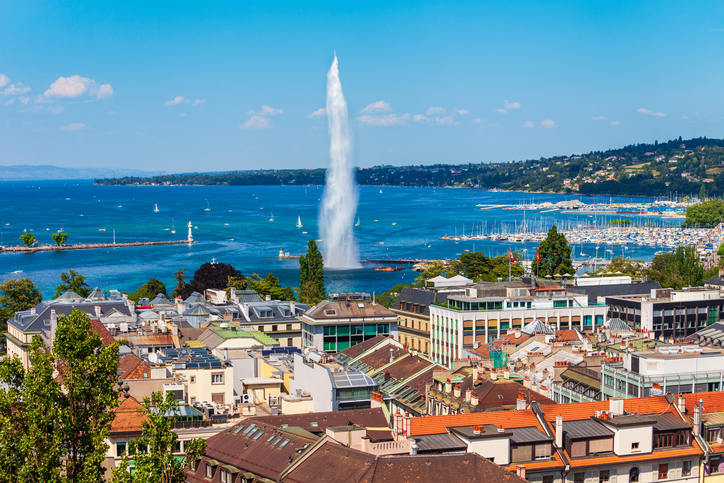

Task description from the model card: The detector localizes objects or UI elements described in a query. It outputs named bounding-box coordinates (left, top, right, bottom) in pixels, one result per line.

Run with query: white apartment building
left=429, top=285, right=608, bottom=368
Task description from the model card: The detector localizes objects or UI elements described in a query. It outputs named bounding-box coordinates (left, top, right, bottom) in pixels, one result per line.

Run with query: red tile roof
left=541, top=396, right=675, bottom=422
left=409, top=408, right=542, bottom=436
left=683, top=391, right=724, bottom=414
left=117, top=354, right=152, bottom=380
left=110, top=395, right=147, bottom=435
left=90, top=319, right=115, bottom=346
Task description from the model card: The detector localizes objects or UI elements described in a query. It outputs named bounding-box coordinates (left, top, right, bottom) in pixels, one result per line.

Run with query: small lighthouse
left=187, top=221, right=193, bottom=243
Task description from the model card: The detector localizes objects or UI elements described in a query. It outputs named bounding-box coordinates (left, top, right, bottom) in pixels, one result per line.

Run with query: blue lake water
left=0, top=180, right=680, bottom=298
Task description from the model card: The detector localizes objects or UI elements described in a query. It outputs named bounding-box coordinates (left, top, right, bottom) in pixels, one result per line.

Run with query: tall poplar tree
left=531, top=226, right=574, bottom=277
left=299, top=239, right=325, bottom=304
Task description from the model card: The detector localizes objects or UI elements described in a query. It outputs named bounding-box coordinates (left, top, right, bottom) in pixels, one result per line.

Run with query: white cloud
left=470, top=118, right=484, bottom=124
left=247, top=105, right=283, bottom=116
left=540, top=119, right=557, bottom=128
left=165, top=96, right=188, bottom=106
left=413, top=114, right=429, bottom=122
left=610, top=121, right=621, bottom=126
left=637, top=107, right=665, bottom=117
left=357, top=113, right=410, bottom=126
left=453, top=108, right=469, bottom=115
left=193, top=99, right=205, bottom=106
left=592, top=116, right=607, bottom=121
left=50, top=106, right=64, bottom=115
left=523, top=121, right=535, bottom=128
left=45, top=75, right=113, bottom=100
left=426, top=107, right=445, bottom=116
left=0, top=74, right=8, bottom=88
left=503, top=100, right=521, bottom=110
left=3, top=98, right=15, bottom=105
left=240, top=116, right=272, bottom=129
left=179, top=112, right=187, bottom=117
left=495, top=108, right=508, bottom=114
left=361, top=101, right=391, bottom=113
left=108, top=111, right=115, bottom=116
left=19, top=96, right=30, bottom=105
left=307, top=108, right=326, bottom=118
left=2, top=83, right=31, bottom=96
left=60, top=122, right=89, bottom=131
left=433, top=116, right=455, bottom=125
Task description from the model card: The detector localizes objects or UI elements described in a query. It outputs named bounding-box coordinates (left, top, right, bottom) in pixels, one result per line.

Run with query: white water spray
left=319, top=54, right=361, bottom=269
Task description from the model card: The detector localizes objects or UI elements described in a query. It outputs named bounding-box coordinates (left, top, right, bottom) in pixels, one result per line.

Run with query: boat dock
left=361, top=258, right=450, bottom=265
left=1, top=240, right=196, bottom=254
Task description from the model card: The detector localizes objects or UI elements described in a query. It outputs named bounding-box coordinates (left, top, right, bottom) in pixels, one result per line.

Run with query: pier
left=1, top=240, right=196, bottom=254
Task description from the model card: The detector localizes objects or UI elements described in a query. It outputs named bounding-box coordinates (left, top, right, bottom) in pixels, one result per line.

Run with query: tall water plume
left=319, top=54, right=360, bottom=269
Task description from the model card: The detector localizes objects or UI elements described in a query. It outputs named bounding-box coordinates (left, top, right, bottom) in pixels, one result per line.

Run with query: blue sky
left=1, top=1, right=723, bottom=172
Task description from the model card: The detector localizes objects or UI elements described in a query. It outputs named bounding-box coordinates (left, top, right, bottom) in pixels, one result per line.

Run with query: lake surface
left=0, top=180, right=680, bottom=298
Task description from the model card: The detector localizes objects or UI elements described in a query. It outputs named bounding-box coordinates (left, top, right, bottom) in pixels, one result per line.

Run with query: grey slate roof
left=184, top=303, right=212, bottom=316
left=509, top=426, right=553, bottom=444
left=653, top=412, right=692, bottom=431
left=8, top=301, right=133, bottom=333
left=412, top=432, right=467, bottom=453
left=53, top=290, right=84, bottom=302
left=244, top=301, right=309, bottom=322
left=184, top=292, right=205, bottom=304
left=87, top=287, right=107, bottom=301
left=236, top=290, right=264, bottom=303
left=569, top=282, right=661, bottom=303
left=692, top=322, right=724, bottom=345
left=706, top=275, right=724, bottom=287
left=150, top=294, right=173, bottom=306
left=391, top=288, right=448, bottom=316
left=562, top=419, right=614, bottom=440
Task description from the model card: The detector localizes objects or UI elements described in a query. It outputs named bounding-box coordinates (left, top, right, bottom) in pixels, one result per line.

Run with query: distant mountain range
left=0, top=165, right=165, bottom=181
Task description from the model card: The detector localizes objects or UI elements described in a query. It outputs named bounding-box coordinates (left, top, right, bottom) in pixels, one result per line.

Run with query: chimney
left=465, top=389, right=472, bottom=403
left=30, top=306, right=36, bottom=316
left=609, top=397, right=624, bottom=416
left=498, top=425, right=505, bottom=433
left=122, top=293, right=128, bottom=301
left=230, top=287, right=236, bottom=299
left=503, top=370, right=510, bottom=380
left=555, top=415, right=563, bottom=448
left=177, top=301, right=186, bottom=314
left=454, top=385, right=461, bottom=398
left=410, top=441, right=418, bottom=455
left=290, top=301, right=296, bottom=314
left=677, top=395, right=686, bottom=414
left=224, top=347, right=229, bottom=361
left=50, top=309, right=58, bottom=344
left=445, top=378, right=452, bottom=394
left=241, top=303, right=249, bottom=319
left=516, top=466, right=526, bottom=479
left=491, top=372, right=498, bottom=381
left=694, top=399, right=703, bottom=436
left=390, top=348, right=394, bottom=363
left=265, top=295, right=271, bottom=301
left=470, top=393, right=479, bottom=406
left=517, top=392, right=527, bottom=410
left=473, top=366, right=479, bottom=381
left=94, top=305, right=101, bottom=317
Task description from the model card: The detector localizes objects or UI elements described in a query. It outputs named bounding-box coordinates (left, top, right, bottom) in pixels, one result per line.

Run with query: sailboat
left=296, top=216, right=303, bottom=228
left=154, top=204, right=159, bottom=212
left=355, top=216, right=360, bottom=227
left=269, top=212, right=274, bottom=222
left=171, top=219, right=176, bottom=234
left=204, top=199, right=211, bottom=211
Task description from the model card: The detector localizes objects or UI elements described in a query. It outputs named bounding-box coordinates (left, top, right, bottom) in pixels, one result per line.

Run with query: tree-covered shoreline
left=95, top=136, right=724, bottom=197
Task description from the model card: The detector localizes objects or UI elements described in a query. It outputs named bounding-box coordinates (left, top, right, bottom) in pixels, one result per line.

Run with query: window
left=658, top=464, right=668, bottom=480
left=287, top=324, right=292, bottom=331
left=287, top=338, right=293, bottom=347
left=511, top=444, right=532, bottom=463
left=190, top=376, right=196, bottom=384
left=708, top=428, right=722, bottom=442
left=711, top=458, right=721, bottom=474
left=116, top=442, right=126, bottom=456
left=630, top=467, right=639, bottom=483
left=220, top=469, right=229, bottom=483
left=571, top=441, right=587, bottom=458
left=574, top=472, right=584, bottom=483
left=272, top=325, right=278, bottom=332
left=190, top=397, right=196, bottom=404
left=631, top=442, right=639, bottom=451
left=212, top=373, right=224, bottom=384
left=543, top=476, right=554, bottom=483
left=206, top=463, right=214, bottom=478
left=535, top=443, right=552, bottom=460
left=211, top=393, right=225, bottom=404
left=599, top=470, right=610, bottom=483
left=683, top=461, right=692, bottom=477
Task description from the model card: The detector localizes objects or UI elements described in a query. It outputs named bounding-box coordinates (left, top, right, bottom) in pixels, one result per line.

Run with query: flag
left=509, top=248, right=514, bottom=263
left=535, top=248, right=541, bottom=263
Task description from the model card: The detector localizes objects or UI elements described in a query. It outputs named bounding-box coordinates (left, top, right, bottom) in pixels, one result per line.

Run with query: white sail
left=296, top=216, right=303, bottom=228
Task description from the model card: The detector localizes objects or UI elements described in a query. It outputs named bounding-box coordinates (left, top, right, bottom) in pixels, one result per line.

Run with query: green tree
left=377, top=283, right=410, bottom=308
left=130, top=278, right=168, bottom=303
left=51, top=232, right=69, bottom=246
left=172, top=269, right=186, bottom=297
left=457, top=252, right=524, bottom=282
left=646, top=246, right=705, bottom=289
left=299, top=240, right=325, bottom=304
left=245, top=273, right=296, bottom=301
left=531, top=226, right=574, bottom=277
left=594, top=256, right=647, bottom=277
left=0, top=278, right=42, bottom=336
left=684, top=199, right=724, bottom=226
left=19, top=232, right=35, bottom=247
left=54, top=269, right=92, bottom=298
left=0, top=309, right=120, bottom=482
left=177, top=262, right=242, bottom=299
left=700, top=184, right=707, bottom=201
left=111, top=392, right=206, bottom=483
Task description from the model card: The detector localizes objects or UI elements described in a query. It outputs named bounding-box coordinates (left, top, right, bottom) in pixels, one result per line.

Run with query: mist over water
left=319, top=54, right=361, bottom=269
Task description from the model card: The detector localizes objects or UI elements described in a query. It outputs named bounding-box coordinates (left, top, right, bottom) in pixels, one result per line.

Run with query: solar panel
left=247, top=428, right=258, bottom=438
left=243, top=424, right=256, bottom=435
left=253, top=431, right=264, bottom=440
left=234, top=425, right=245, bottom=434
left=280, top=439, right=290, bottom=448
left=272, top=437, right=282, bottom=446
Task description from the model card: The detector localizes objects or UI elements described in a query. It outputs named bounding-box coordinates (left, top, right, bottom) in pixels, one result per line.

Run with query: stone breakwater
left=2, top=240, right=196, bottom=254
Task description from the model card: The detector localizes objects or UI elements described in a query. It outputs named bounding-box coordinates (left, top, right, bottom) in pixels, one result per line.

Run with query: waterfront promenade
left=1, top=240, right=195, bottom=254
